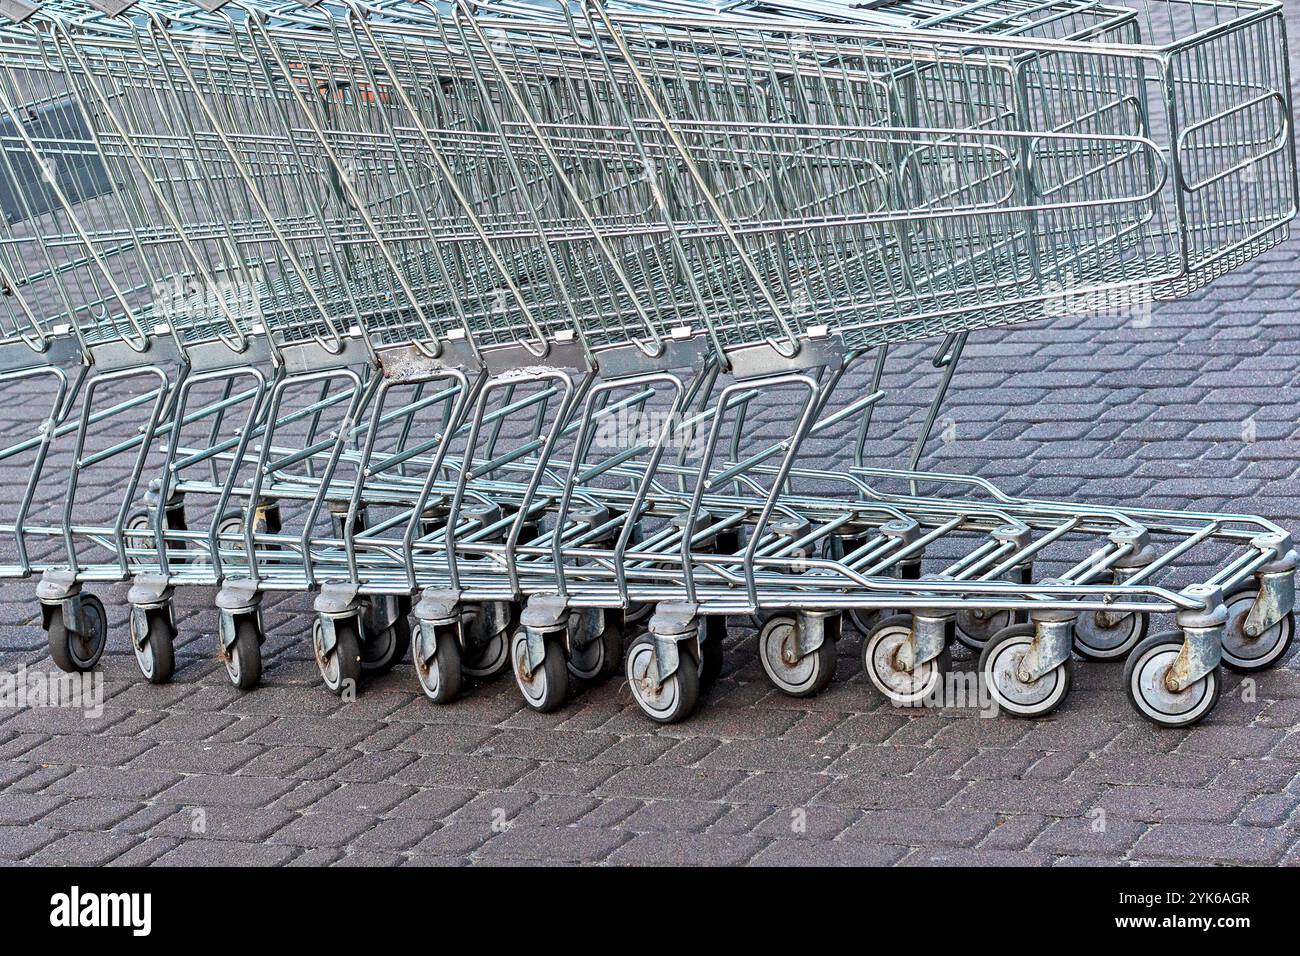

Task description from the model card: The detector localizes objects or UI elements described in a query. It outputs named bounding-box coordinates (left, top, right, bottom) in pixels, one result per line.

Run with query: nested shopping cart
left=0, top=0, right=1294, bottom=728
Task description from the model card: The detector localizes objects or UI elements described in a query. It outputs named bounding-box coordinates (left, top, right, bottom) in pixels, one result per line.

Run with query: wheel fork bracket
left=1245, top=544, right=1297, bottom=636
left=648, top=603, right=699, bottom=688
left=794, top=610, right=839, bottom=658
left=313, top=583, right=363, bottom=659
left=1168, top=586, right=1227, bottom=692
left=520, top=594, right=568, bottom=675
left=1017, top=614, right=1076, bottom=684
left=36, top=569, right=86, bottom=636
left=414, top=589, right=462, bottom=666
left=897, top=611, right=949, bottom=672
left=127, top=575, right=174, bottom=651
left=216, top=580, right=261, bottom=653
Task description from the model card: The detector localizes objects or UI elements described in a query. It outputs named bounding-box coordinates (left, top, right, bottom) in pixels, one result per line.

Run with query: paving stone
left=598, top=765, right=746, bottom=802
left=0, top=824, right=63, bottom=860
left=349, top=817, right=440, bottom=852
left=0, top=792, right=65, bottom=826
left=38, top=797, right=143, bottom=832
left=1096, top=785, right=1247, bottom=824
left=26, top=829, right=140, bottom=866
left=158, top=774, right=298, bottom=809
left=266, top=811, right=378, bottom=849
left=477, top=826, right=629, bottom=863
left=838, top=807, right=999, bottom=848
left=130, top=741, right=264, bottom=775
left=606, top=831, right=767, bottom=866
left=153, top=840, right=300, bottom=866
left=749, top=840, right=908, bottom=866
left=619, top=800, right=727, bottom=834
left=146, top=805, right=298, bottom=843
left=1133, top=823, right=1293, bottom=864
left=977, top=814, right=1052, bottom=851
left=47, top=766, right=183, bottom=801
left=1031, top=816, right=1148, bottom=857
left=302, top=782, right=416, bottom=817
left=901, top=842, right=1057, bottom=865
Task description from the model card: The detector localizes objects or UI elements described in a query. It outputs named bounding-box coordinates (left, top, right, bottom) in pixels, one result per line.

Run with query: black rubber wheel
left=861, top=613, right=947, bottom=706
left=1072, top=609, right=1148, bottom=663
left=133, top=609, right=175, bottom=685
left=361, top=614, right=411, bottom=675
left=625, top=633, right=700, bottom=724
left=414, top=624, right=462, bottom=705
left=462, top=612, right=510, bottom=680
left=314, top=617, right=362, bottom=697
left=567, top=611, right=625, bottom=682
left=1124, top=631, right=1221, bottom=728
left=978, top=623, right=1072, bottom=718
left=511, top=631, right=568, bottom=713
left=222, top=618, right=262, bottom=691
left=46, top=593, right=107, bottom=673
left=125, top=510, right=152, bottom=567
left=1220, top=582, right=1294, bottom=673
left=757, top=614, right=836, bottom=698
left=216, top=510, right=246, bottom=559
left=954, top=608, right=1016, bottom=652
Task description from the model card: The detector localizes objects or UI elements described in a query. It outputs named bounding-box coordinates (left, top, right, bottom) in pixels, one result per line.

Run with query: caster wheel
left=954, top=608, right=1015, bottom=652
left=846, top=607, right=884, bottom=639
left=46, top=593, right=107, bottom=673
left=215, top=510, right=246, bottom=558
left=625, top=602, right=651, bottom=625
left=625, top=634, right=699, bottom=724
left=757, top=614, right=836, bottom=697
left=861, top=614, right=947, bottom=706
left=1220, top=583, right=1294, bottom=673
left=414, top=624, right=462, bottom=704
left=1124, top=631, right=1221, bottom=728
left=133, top=610, right=175, bottom=685
left=978, top=623, right=1072, bottom=718
left=221, top=618, right=262, bottom=691
left=1073, top=609, right=1148, bottom=662
left=462, top=615, right=510, bottom=680
left=361, top=614, right=411, bottom=675
left=567, top=614, right=623, bottom=682
left=511, top=630, right=568, bottom=713
left=314, top=617, right=362, bottom=697
left=125, top=510, right=152, bottom=566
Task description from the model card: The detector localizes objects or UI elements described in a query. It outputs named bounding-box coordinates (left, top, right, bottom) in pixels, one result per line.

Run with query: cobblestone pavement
left=3, top=16, right=1300, bottom=869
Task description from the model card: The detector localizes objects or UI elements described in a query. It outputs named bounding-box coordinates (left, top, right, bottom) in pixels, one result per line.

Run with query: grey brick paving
left=3, top=10, right=1300, bottom=868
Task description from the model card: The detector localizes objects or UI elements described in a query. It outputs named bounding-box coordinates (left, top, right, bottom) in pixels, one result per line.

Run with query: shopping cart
left=0, top=0, right=1294, bottom=729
